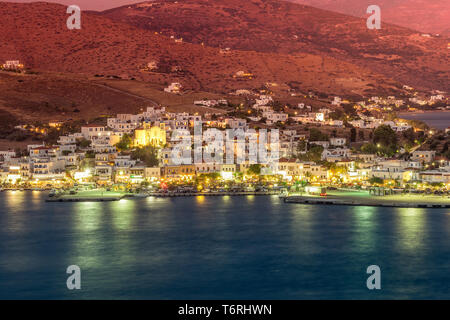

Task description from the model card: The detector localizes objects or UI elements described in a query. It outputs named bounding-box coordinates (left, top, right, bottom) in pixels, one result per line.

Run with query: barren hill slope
left=100, top=0, right=449, bottom=91
left=0, top=71, right=148, bottom=123
left=289, top=0, right=450, bottom=35
left=0, top=1, right=405, bottom=98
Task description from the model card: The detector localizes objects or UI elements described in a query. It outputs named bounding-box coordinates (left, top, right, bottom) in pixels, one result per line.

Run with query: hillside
left=99, top=0, right=449, bottom=92
left=0, top=1, right=407, bottom=99
left=288, top=0, right=450, bottom=35
left=0, top=69, right=236, bottom=124
left=0, top=71, right=148, bottom=123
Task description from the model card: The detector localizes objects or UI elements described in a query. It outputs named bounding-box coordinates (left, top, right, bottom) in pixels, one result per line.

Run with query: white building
left=332, top=97, right=342, bottom=106
left=411, top=150, right=436, bottom=163
left=330, top=138, right=346, bottom=147
left=262, top=112, right=288, bottom=124
left=164, top=82, right=182, bottom=94
left=81, top=125, right=106, bottom=140
left=0, top=150, right=16, bottom=161
left=419, top=170, right=450, bottom=183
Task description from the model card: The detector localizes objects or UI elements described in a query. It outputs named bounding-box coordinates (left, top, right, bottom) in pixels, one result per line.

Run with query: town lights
left=74, top=170, right=91, bottom=180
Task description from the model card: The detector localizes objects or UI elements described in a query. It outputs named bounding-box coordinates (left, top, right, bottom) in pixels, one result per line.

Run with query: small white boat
left=278, top=188, right=289, bottom=198
left=133, top=192, right=149, bottom=198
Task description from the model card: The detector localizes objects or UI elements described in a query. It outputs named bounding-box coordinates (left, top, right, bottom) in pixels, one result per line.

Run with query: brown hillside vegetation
left=100, top=0, right=449, bottom=92
left=0, top=1, right=404, bottom=98
left=0, top=71, right=148, bottom=123
left=0, top=70, right=233, bottom=124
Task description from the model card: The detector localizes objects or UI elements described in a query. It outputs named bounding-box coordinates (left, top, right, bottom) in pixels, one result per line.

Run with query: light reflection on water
left=395, top=208, right=427, bottom=253
left=3, top=191, right=30, bottom=234
left=289, top=203, right=317, bottom=255
left=111, top=199, right=135, bottom=230
left=195, top=195, right=205, bottom=205
left=351, top=206, right=377, bottom=253
left=70, top=202, right=105, bottom=271
left=0, top=192, right=449, bottom=299
left=74, top=202, right=103, bottom=232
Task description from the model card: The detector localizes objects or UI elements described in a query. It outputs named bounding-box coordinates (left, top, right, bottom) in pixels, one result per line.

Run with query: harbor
left=148, top=191, right=279, bottom=197
left=44, top=188, right=280, bottom=202
left=41, top=187, right=449, bottom=208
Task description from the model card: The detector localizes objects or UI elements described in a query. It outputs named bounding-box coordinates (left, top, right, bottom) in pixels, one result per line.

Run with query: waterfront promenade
left=285, top=190, right=450, bottom=208
left=46, top=190, right=127, bottom=202
left=43, top=188, right=450, bottom=208
left=45, top=189, right=279, bottom=202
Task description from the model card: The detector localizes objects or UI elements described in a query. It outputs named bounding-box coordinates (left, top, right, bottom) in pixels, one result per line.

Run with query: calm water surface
left=399, top=111, right=450, bottom=130
left=0, top=191, right=449, bottom=299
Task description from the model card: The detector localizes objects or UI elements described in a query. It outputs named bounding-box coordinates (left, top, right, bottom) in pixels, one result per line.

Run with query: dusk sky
left=9, top=0, right=146, bottom=11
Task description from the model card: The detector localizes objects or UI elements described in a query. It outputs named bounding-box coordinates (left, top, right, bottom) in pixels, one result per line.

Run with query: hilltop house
left=2, top=60, right=24, bottom=70
left=164, top=82, right=182, bottom=94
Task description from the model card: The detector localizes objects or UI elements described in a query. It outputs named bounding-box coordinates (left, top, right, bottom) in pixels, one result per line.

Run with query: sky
left=8, top=0, right=146, bottom=11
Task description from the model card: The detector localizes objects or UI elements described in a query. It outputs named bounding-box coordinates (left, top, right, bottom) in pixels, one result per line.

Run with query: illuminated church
left=134, top=123, right=166, bottom=147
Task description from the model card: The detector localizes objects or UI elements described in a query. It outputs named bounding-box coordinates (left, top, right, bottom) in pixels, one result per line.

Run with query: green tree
left=131, top=145, right=159, bottom=167
left=206, top=172, right=221, bottom=180
left=115, top=134, right=132, bottom=150
left=373, top=125, right=398, bottom=156
left=85, top=150, right=95, bottom=158
left=369, top=177, right=384, bottom=185
left=248, top=164, right=261, bottom=175
left=361, top=143, right=378, bottom=154
left=77, top=138, right=91, bottom=148
left=329, top=109, right=345, bottom=121
left=298, top=145, right=324, bottom=162
left=309, top=128, right=329, bottom=141
left=402, top=128, right=416, bottom=145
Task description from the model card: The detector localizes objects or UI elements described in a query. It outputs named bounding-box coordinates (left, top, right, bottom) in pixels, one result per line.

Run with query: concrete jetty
left=45, top=189, right=279, bottom=202
left=46, top=197, right=123, bottom=202
left=148, top=191, right=278, bottom=197
left=284, top=191, right=450, bottom=209
left=46, top=190, right=126, bottom=202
